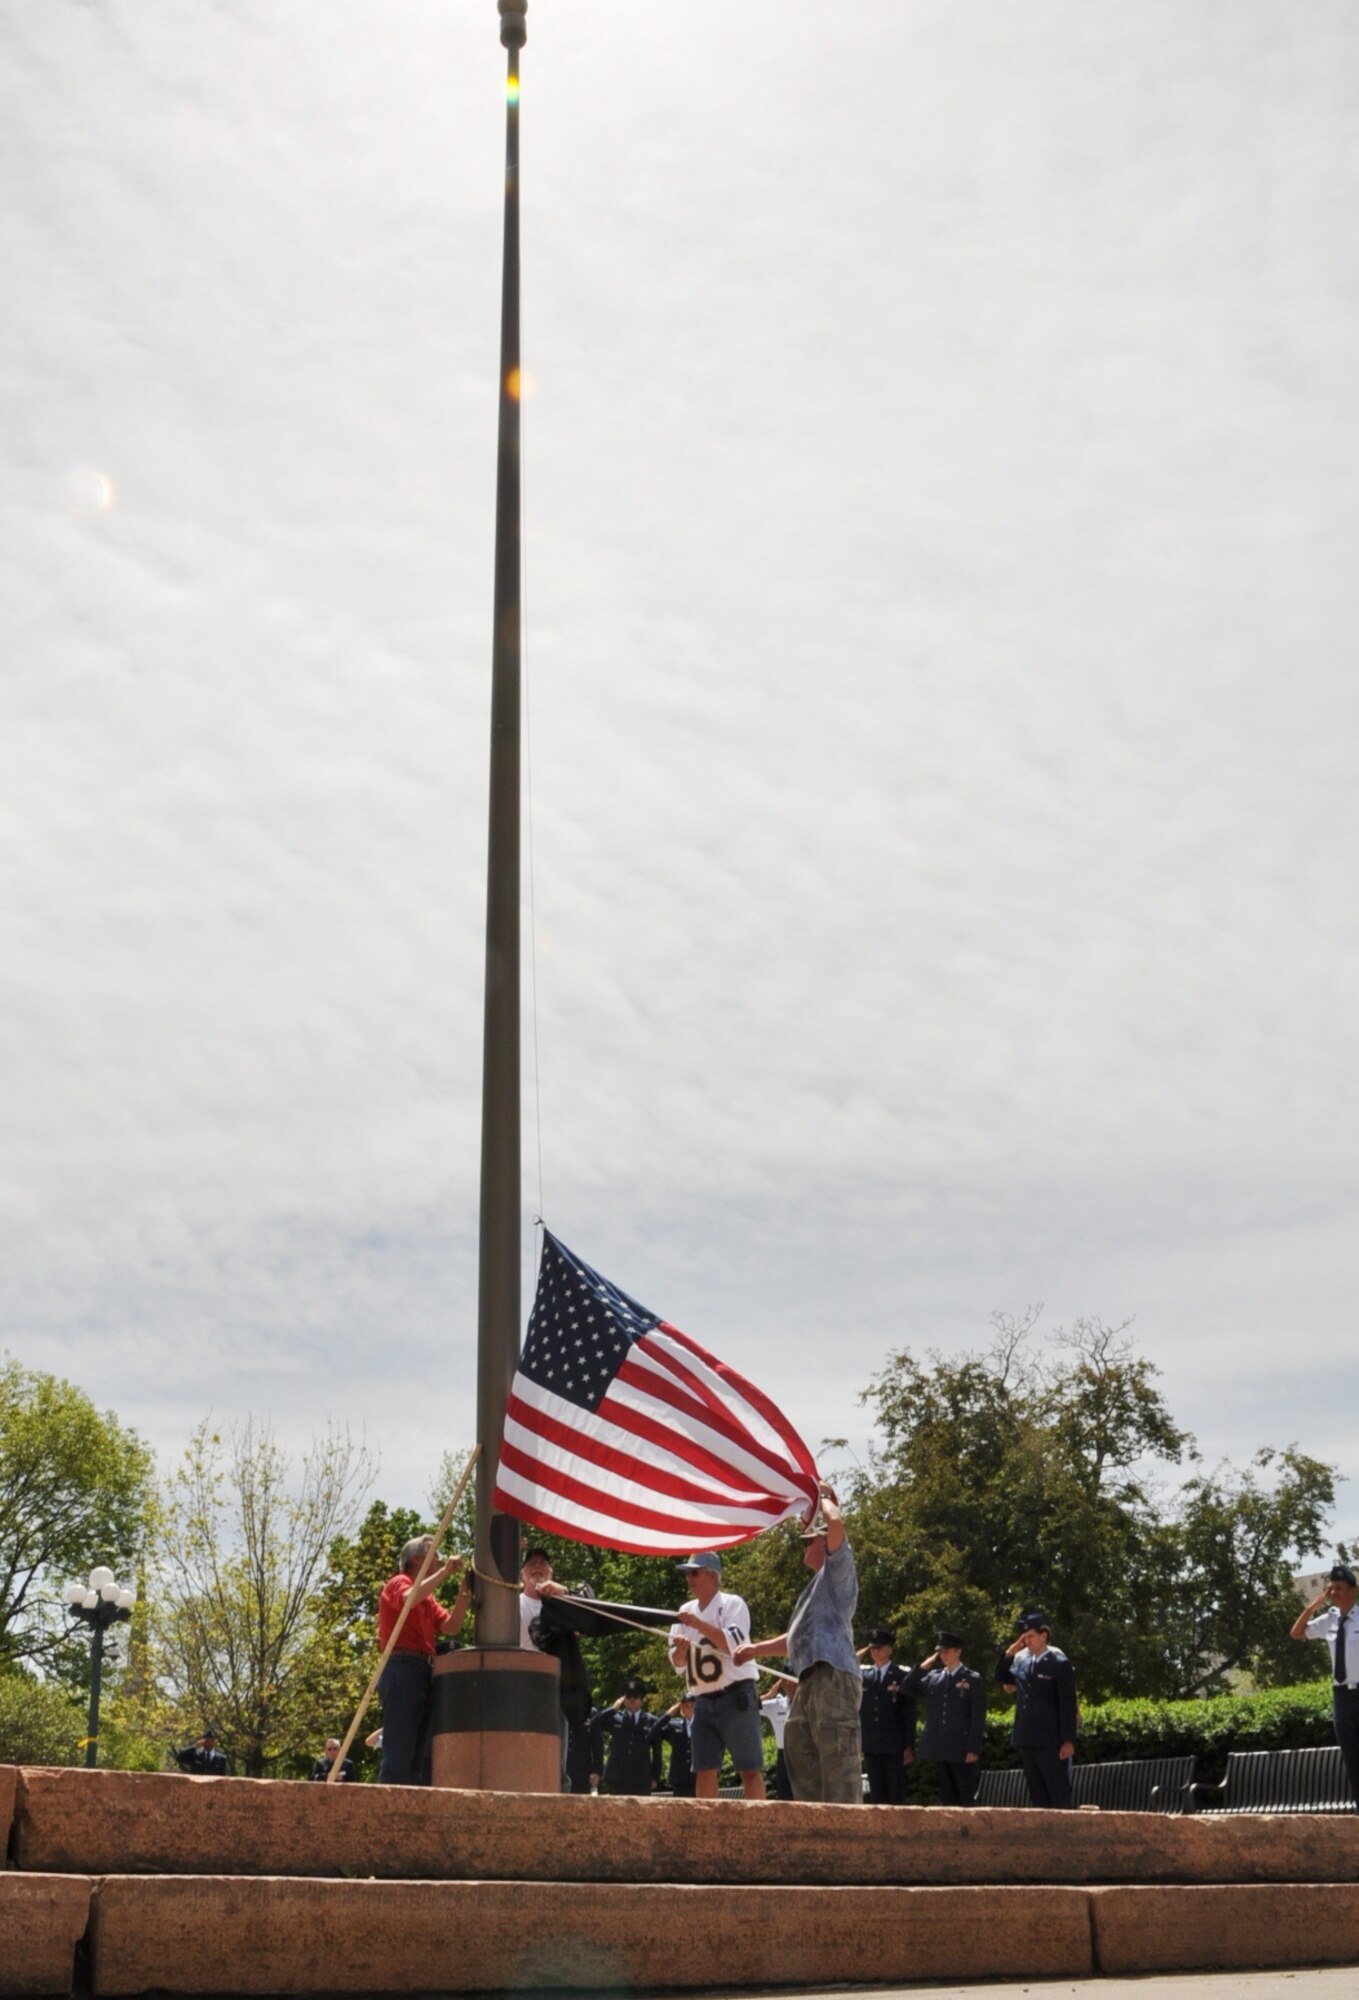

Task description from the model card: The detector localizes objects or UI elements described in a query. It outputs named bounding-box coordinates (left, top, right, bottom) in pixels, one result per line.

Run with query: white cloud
left=1, top=3, right=1355, bottom=1534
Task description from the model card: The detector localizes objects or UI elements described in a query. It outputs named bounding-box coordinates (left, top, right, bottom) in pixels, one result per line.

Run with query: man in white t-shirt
left=669, top=1552, right=766, bottom=1800
left=519, top=1546, right=567, bottom=1648
left=1291, top=1561, right=1359, bottom=1810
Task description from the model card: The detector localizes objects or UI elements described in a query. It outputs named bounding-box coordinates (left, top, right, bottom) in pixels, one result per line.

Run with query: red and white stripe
left=493, top=1321, right=820, bottom=1555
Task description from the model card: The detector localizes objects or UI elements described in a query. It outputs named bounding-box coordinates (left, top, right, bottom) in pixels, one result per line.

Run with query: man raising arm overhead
left=734, top=1481, right=862, bottom=1805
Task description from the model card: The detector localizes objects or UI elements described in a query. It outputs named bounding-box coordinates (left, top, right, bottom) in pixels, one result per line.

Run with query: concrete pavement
left=719, top=1974, right=1357, bottom=2000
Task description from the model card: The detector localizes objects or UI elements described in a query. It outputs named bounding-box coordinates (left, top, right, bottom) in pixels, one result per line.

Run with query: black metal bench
left=975, top=1757, right=1196, bottom=1812
left=1071, top=1754, right=1196, bottom=1813
left=974, top=1767, right=1030, bottom=1807
left=1189, top=1745, right=1354, bottom=1814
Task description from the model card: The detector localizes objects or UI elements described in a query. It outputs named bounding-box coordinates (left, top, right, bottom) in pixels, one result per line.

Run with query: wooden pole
left=327, top=1444, right=481, bottom=1781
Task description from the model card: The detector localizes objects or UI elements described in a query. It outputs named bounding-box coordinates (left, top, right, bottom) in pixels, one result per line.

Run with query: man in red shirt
left=377, top=1534, right=471, bottom=1785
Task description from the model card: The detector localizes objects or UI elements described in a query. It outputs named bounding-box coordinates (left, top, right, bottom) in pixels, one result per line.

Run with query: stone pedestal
left=429, top=1647, right=560, bottom=1793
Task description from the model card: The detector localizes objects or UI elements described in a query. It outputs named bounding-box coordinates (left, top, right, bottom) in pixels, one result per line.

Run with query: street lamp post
left=64, top=1567, right=134, bottom=1769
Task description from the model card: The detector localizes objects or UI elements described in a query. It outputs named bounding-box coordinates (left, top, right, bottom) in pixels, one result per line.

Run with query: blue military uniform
left=651, top=1712, right=696, bottom=1795
left=590, top=1700, right=657, bottom=1795
left=565, top=1723, right=595, bottom=1796
left=995, top=1618, right=1077, bottom=1809
left=859, top=1658, right=915, bottom=1803
left=902, top=1657, right=985, bottom=1805
left=174, top=1738, right=228, bottom=1776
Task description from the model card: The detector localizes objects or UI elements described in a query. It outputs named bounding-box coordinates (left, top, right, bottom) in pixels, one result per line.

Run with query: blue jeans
left=378, top=1651, right=433, bottom=1785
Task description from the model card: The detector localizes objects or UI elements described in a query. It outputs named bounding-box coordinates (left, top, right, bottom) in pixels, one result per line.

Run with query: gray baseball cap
left=676, top=1552, right=722, bottom=1575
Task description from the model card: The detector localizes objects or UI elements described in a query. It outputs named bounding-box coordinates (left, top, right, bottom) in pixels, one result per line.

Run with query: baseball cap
left=676, top=1552, right=722, bottom=1575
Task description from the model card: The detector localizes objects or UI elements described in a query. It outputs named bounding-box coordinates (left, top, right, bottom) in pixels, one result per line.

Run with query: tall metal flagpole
left=431, top=0, right=557, bottom=1792
left=475, top=0, right=528, bottom=1649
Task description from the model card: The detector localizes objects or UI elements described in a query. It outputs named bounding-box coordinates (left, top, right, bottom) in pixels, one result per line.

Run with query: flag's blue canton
left=519, top=1233, right=660, bottom=1412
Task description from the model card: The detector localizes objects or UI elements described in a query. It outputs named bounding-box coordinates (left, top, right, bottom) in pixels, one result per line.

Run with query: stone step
left=4, top=1873, right=1359, bottom=1996
left=0, top=1874, right=89, bottom=1997
left=8, top=1766, right=1359, bottom=1887
left=90, top=1878, right=1094, bottom=1994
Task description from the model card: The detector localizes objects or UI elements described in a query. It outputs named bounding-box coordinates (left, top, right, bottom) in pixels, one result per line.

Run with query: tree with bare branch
left=154, top=1418, right=375, bottom=1776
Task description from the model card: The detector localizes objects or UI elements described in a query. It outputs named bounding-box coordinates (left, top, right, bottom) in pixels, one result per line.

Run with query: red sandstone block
left=90, top=1878, right=1093, bottom=1994
left=1091, top=1883, right=1359, bottom=1974
left=0, top=1873, right=90, bottom=1996
left=17, top=1767, right=1359, bottom=1888
left=0, top=1768, right=16, bottom=1870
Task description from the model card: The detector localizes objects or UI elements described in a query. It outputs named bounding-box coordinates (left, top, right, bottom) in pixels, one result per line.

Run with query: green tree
left=1169, top=1446, right=1336, bottom=1694
left=0, top=1356, right=154, bottom=1677
left=853, top=1314, right=1334, bottom=1702
left=153, top=1418, right=375, bottom=1777
left=0, top=1667, right=85, bottom=1766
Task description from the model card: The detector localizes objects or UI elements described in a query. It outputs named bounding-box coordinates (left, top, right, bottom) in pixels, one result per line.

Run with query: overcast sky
left=3, top=3, right=1356, bottom=1540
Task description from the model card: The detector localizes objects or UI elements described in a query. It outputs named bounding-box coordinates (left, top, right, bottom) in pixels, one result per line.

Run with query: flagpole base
left=430, top=1649, right=562, bottom=1793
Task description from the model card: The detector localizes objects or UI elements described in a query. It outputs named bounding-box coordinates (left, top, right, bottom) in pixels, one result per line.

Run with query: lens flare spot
left=507, top=74, right=520, bottom=104
left=63, top=468, right=115, bottom=515
left=506, top=368, right=522, bottom=401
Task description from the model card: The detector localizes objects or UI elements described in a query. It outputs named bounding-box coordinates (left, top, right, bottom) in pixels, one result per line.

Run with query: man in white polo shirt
left=669, top=1553, right=767, bottom=1800
left=1291, top=1562, right=1359, bottom=1810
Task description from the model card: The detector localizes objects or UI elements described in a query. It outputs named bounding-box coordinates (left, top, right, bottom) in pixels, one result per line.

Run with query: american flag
left=493, top=1231, right=820, bottom=1555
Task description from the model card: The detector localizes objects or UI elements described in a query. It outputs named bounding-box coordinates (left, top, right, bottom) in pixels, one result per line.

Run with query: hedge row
left=1064, top=1681, right=1335, bottom=1783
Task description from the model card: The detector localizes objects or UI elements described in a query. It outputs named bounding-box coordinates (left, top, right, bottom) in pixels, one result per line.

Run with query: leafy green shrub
left=94, top=1717, right=175, bottom=1772
left=0, top=1671, right=85, bottom=1767
left=1071, top=1682, right=1333, bottom=1781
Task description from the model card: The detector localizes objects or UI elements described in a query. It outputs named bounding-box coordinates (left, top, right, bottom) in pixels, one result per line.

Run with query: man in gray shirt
left=734, top=1479, right=861, bottom=1803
